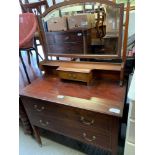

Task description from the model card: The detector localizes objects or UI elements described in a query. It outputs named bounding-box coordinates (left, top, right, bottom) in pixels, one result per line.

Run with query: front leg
left=32, top=125, right=42, bottom=146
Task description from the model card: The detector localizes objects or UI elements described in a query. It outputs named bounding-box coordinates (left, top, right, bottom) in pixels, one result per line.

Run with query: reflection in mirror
left=42, top=2, right=122, bottom=56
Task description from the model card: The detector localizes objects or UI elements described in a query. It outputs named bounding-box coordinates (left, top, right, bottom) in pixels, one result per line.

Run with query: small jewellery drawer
left=29, top=113, right=112, bottom=150
left=57, top=67, right=93, bottom=85
left=58, top=71, right=89, bottom=81
left=22, top=97, right=113, bottom=133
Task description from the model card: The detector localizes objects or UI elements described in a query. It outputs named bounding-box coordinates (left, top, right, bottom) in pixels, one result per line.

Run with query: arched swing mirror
left=39, top=0, right=124, bottom=59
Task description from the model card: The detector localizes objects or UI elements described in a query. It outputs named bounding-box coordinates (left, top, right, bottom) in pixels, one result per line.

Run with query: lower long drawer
left=30, top=113, right=112, bottom=150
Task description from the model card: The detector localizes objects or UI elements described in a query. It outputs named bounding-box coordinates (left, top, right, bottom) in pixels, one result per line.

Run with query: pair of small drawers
left=23, top=97, right=113, bottom=150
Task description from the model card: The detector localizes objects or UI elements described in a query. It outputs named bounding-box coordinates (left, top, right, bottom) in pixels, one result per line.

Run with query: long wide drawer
left=22, top=97, right=114, bottom=133
left=29, top=112, right=112, bottom=150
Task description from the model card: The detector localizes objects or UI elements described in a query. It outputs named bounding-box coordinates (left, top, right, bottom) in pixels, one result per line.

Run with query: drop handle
left=83, top=133, right=96, bottom=142
left=39, top=120, right=49, bottom=126
left=80, top=116, right=94, bottom=125
left=34, top=105, right=45, bottom=112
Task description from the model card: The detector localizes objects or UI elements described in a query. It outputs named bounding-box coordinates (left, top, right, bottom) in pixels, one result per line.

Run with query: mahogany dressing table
left=20, top=75, right=126, bottom=155
left=20, top=1, right=130, bottom=155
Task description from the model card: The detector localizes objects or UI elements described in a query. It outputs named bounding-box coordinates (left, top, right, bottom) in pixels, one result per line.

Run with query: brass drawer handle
left=39, top=120, right=49, bottom=126
left=34, top=105, right=45, bottom=112
left=80, top=116, right=94, bottom=125
left=83, top=133, right=96, bottom=142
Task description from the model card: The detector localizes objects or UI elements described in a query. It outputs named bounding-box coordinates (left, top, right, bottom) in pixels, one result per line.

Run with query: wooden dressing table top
left=20, top=76, right=126, bottom=117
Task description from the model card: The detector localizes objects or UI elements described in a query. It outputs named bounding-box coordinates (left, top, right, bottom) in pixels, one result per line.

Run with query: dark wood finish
left=32, top=125, right=42, bottom=146
left=19, top=98, right=33, bottom=135
left=22, top=98, right=113, bottom=132
left=20, top=76, right=126, bottom=116
left=20, top=76, right=126, bottom=155
left=57, top=67, right=93, bottom=85
left=22, top=97, right=119, bottom=150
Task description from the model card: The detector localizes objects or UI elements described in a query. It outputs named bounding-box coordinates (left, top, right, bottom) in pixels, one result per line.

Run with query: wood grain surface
left=20, top=76, right=126, bottom=117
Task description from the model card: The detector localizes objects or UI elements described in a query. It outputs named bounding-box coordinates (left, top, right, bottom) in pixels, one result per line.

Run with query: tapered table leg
left=32, top=125, right=42, bottom=146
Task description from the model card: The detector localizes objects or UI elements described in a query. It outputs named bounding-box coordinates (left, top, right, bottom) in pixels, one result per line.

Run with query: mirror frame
left=38, top=0, right=124, bottom=59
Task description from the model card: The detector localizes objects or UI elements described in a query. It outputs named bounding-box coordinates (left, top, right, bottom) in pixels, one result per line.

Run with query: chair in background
left=19, top=12, right=43, bottom=134
left=19, top=13, right=40, bottom=84
left=19, top=0, right=49, bottom=15
left=19, top=0, right=49, bottom=59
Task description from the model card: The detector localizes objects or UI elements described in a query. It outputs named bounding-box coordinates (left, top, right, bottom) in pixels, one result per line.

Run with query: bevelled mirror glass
left=40, top=0, right=124, bottom=59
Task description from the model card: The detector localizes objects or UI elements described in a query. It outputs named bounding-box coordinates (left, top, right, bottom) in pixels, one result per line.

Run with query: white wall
left=128, top=10, right=135, bottom=36
left=124, top=10, right=135, bottom=37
